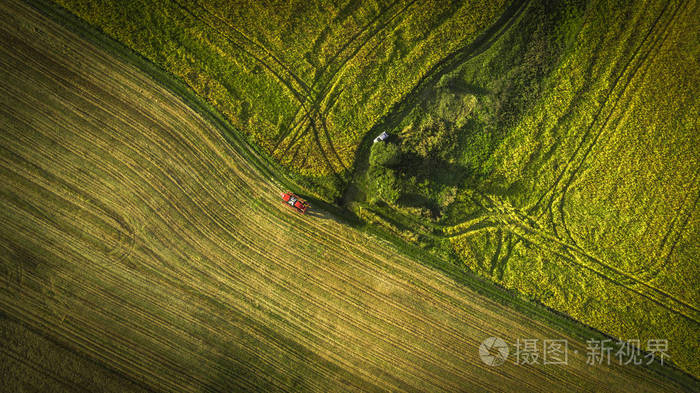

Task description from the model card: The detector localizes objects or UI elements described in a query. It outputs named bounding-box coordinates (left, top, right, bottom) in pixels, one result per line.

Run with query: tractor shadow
left=304, top=209, right=328, bottom=219
left=294, top=193, right=363, bottom=226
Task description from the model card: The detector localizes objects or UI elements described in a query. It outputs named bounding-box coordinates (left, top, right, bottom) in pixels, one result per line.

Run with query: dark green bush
left=369, top=141, right=401, bottom=167
left=366, top=166, right=401, bottom=205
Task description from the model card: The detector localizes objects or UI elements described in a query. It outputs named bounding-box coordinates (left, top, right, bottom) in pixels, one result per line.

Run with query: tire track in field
left=657, top=183, right=700, bottom=274
left=0, top=347, right=83, bottom=392
left=630, top=169, right=700, bottom=281
left=175, top=0, right=312, bottom=97
left=309, top=0, right=406, bottom=89
left=269, top=0, right=416, bottom=176
left=447, top=195, right=700, bottom=325
left=266, top=0, right=416, bottom=163
left=542, top=0, right=693, bottom=308
left=516, top=0, right=692, bottom=315
left=524, top=35, right=609, bottom=214
left=169, top=0, right=345, bottom=177
left=551, top=0, right=687, bottom=245
left=524, top=0, right=657, bottom=216
left=175, top=0, right=350, bottom=176
left=532, top=0, right=681, bottom=242
left=272, top=0, right=409, bottom=147
left=306, top=0, right=418, bottom=155
left=189, top=0, right=315, bottom=94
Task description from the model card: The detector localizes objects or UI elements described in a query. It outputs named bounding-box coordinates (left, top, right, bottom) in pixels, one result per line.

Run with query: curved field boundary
left=5, top=0, right=697, bottom=390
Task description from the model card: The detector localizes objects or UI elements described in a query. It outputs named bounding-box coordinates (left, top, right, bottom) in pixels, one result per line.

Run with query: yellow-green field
left=0, top=0, right=695, bottom=391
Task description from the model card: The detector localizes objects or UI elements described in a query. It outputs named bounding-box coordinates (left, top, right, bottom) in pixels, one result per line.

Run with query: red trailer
left=281, top=192, right=309, bottom=214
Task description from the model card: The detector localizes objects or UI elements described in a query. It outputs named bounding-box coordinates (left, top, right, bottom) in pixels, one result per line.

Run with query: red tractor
left=281, top=192, right=309, bottom=214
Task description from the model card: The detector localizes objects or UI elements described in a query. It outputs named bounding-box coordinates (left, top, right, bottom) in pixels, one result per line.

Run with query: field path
left=0, top=0, right=694, bottom=391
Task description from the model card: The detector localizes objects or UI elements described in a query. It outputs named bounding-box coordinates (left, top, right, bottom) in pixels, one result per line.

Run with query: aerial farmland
left=0, top=0, right=698, bottom=392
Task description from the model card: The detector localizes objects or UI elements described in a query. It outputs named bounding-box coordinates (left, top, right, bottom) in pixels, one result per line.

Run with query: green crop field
left=1, top=0, right=698, bottom=390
